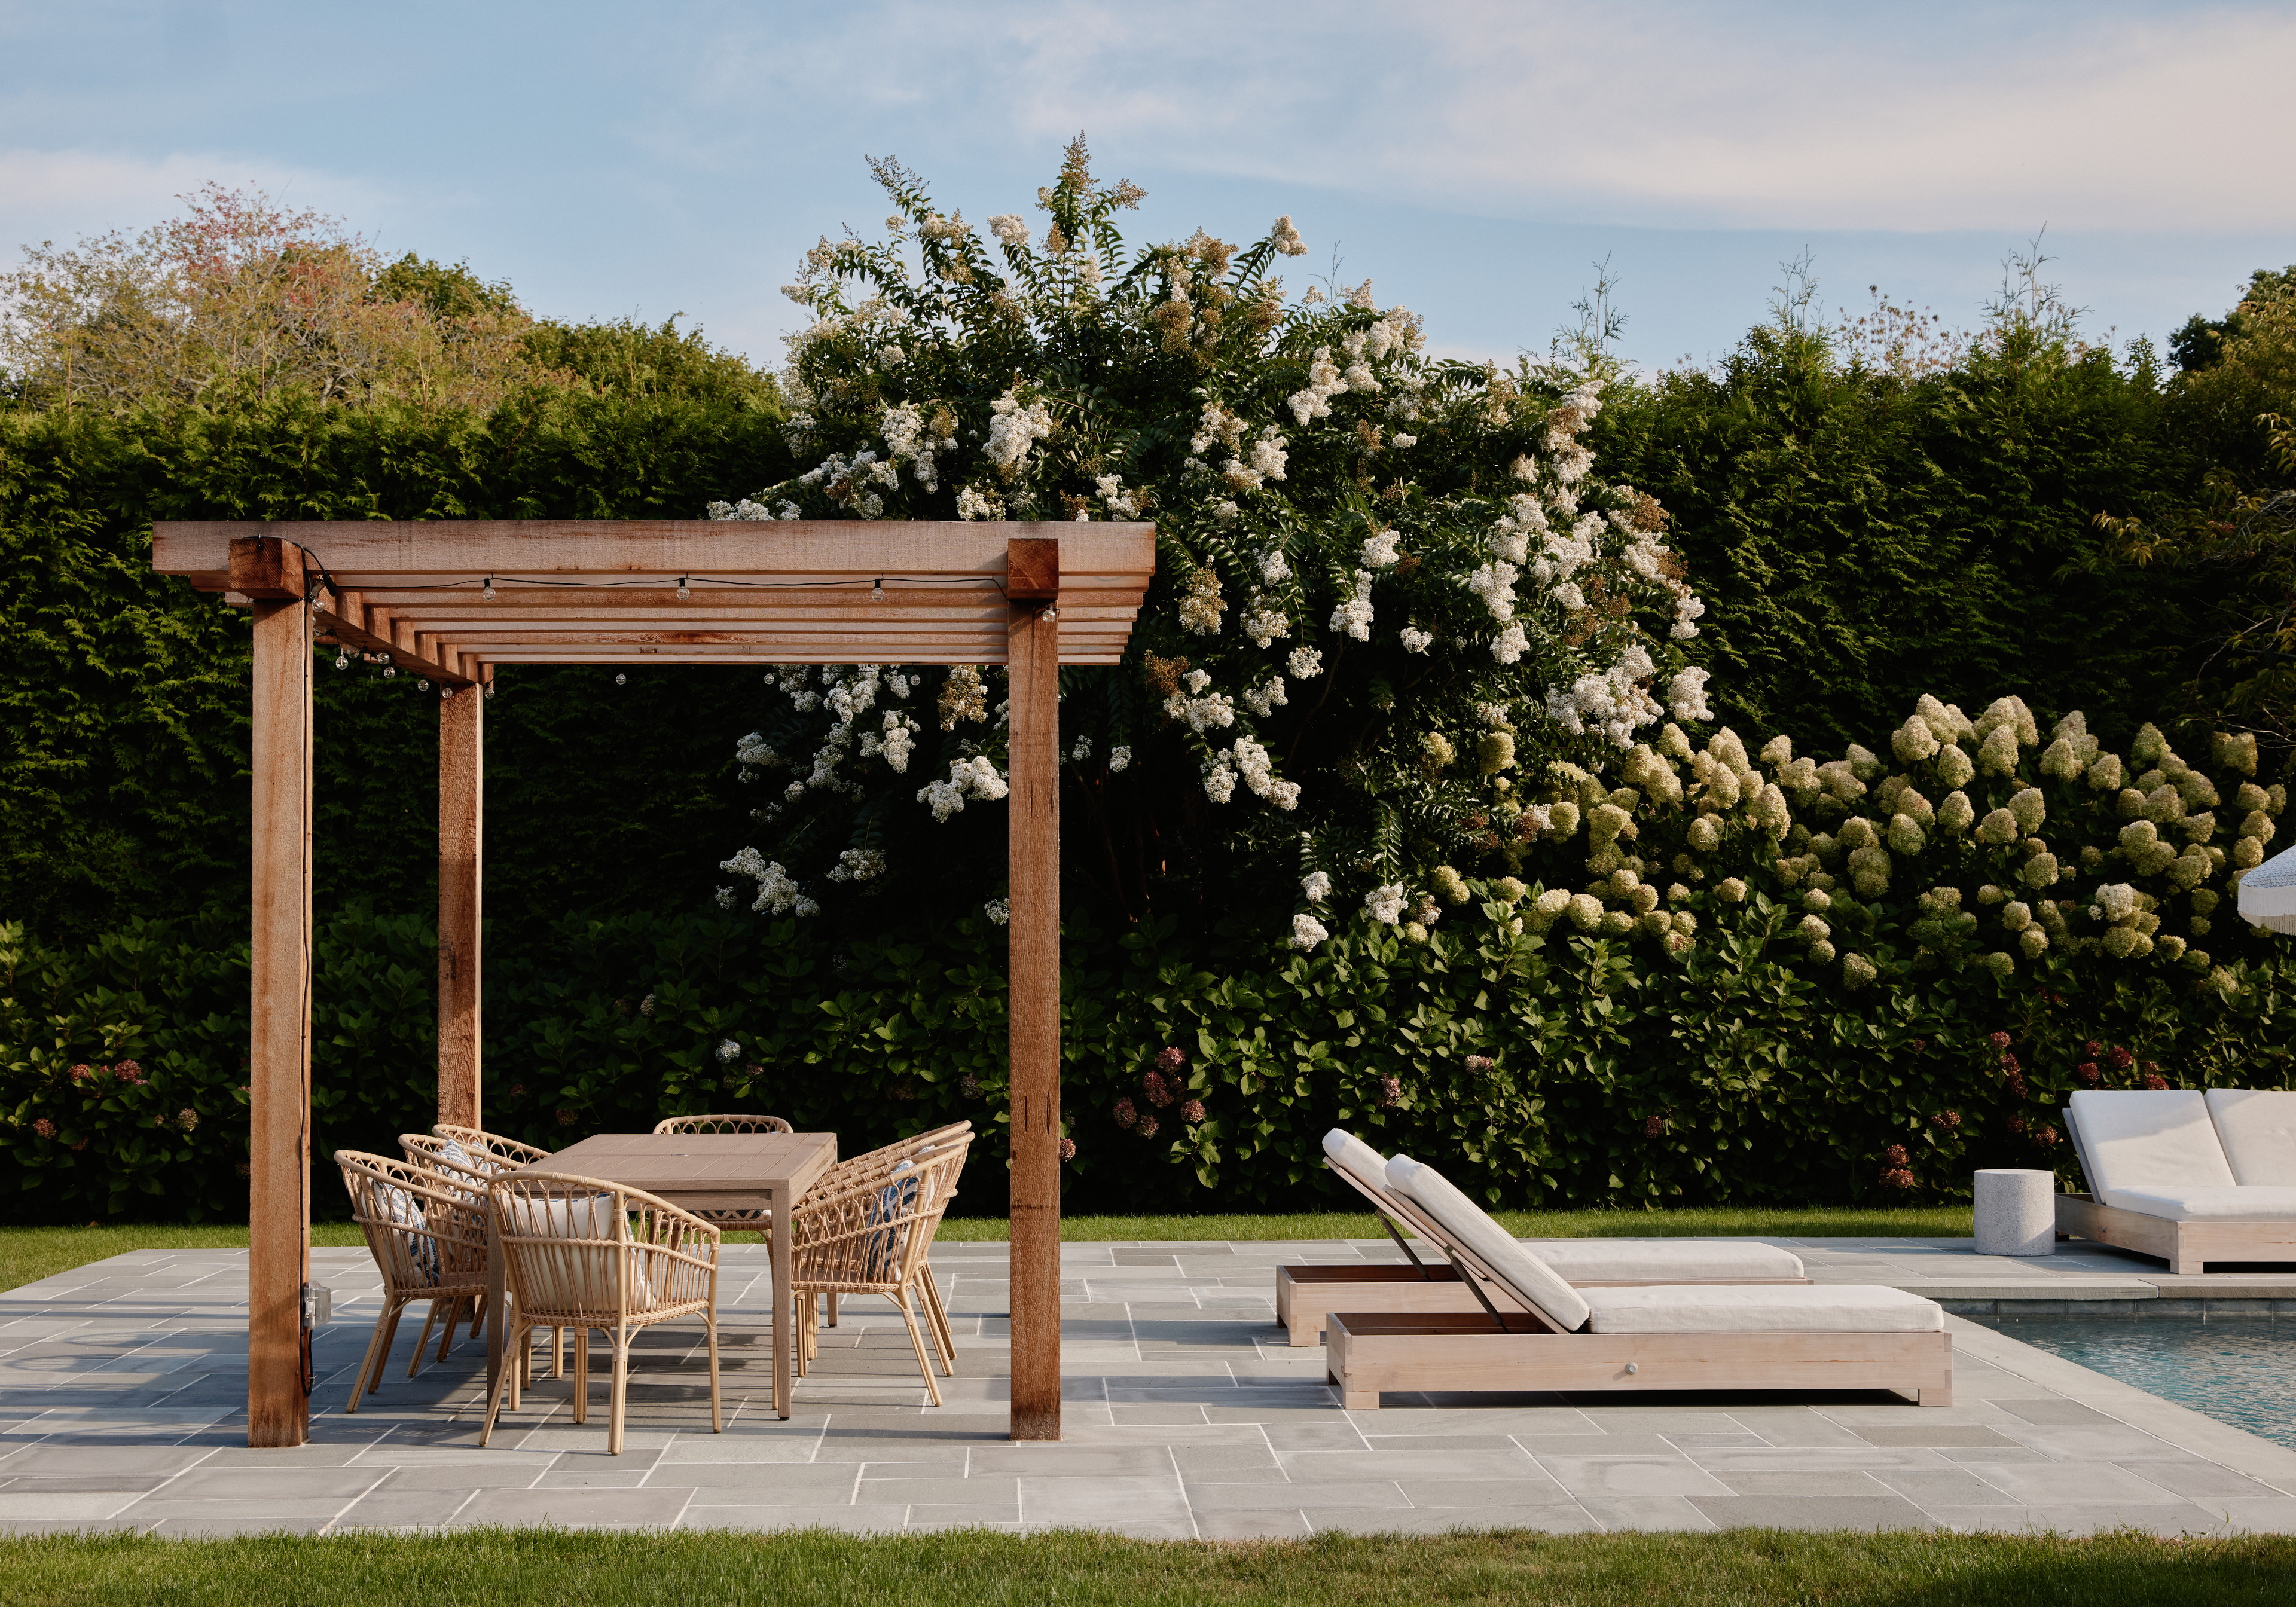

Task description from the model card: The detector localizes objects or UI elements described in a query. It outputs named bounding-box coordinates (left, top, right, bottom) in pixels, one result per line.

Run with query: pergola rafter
left=154, top=519, right=1157, bottom=1450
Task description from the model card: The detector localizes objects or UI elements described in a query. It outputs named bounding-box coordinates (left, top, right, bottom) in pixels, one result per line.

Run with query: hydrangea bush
left=708, top=140, right=1705, bottom=924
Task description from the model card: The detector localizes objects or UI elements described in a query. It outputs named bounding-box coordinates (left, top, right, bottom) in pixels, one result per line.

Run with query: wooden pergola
left=152, top=519, right=1157, bottom=1449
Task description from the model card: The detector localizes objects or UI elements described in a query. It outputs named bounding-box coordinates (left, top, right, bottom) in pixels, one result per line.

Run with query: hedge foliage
left=11, top=685, right=2294, bottom=1221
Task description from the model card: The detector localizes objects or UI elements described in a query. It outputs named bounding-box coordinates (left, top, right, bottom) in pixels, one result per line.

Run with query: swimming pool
left=1980, top=1315, right=2296, bottom=1450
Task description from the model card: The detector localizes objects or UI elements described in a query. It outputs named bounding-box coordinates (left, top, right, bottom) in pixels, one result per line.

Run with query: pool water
left=1987, top=1316, right=2296, bottom=1450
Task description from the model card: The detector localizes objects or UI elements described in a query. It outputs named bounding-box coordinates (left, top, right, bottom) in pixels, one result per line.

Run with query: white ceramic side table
left=1973, top=1168, right=2056, bottom=1256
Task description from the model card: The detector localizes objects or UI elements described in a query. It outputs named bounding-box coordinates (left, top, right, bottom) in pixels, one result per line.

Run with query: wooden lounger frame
left=1326, top=1310, right=1953, bottom=1409
left=1277, top=1157, right=1806, bottom=1346
left=2055, top=1191, right=2296, bottom=1275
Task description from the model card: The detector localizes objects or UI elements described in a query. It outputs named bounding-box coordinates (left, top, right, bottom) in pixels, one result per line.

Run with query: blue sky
left=4, top=0, right=2293, bottom=370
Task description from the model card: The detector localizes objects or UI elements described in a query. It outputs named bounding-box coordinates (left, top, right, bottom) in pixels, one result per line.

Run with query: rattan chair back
left=487, top=1170, right=720, bottom=1329
left=337, top=1149, right=490, bottom=1297
left=652, top=1113, right=795, bottom=1135
left=791, top=1135, right=971, bottom=1296
left=815, top=1121, right=972, bottom=1197
left=433, top=1123, right=551, bottom=1170
left=399, top=1133, right=496, bottom=1196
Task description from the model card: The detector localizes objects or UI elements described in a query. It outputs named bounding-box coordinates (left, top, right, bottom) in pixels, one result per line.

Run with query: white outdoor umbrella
left=2237, top=841, right=2296, bottom=934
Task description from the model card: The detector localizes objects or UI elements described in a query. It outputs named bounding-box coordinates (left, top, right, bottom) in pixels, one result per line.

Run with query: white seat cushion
left=500, top=1193, right=655, bottom=1312
left=1385, top=1156, right=1592, bottom=1332
left=1525, top=1239, right=1806, bottom=1282
left=2068, top=1090, right=2236, bottom=1210
left=1580, top=1282, right=1944, bottom=1334
left=2103, top=1186, right=2296, bottom=1220
left=1322, top=1129, right=1394, bottom=1202
left=2206, top=1089, right=2296, bottom=1186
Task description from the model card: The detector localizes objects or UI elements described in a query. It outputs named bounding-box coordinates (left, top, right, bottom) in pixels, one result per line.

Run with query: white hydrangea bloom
left=1365, top=882, right=1407, bottom=924
left=1289, top=912, right=1329, bottom=949
left=1302, top=870, right=1332, bottom=902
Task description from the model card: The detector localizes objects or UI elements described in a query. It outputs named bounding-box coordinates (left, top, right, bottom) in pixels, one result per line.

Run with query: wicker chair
left=806, top=1123, right=970, bottom=1330
left=480, top=1170, right=723, bottom=1455
left=335, top=1150, right=491, bottom=1412
left=647, top=1115, right=795, bottom=1239
left=432, top=1124, right=551, bottom=1171
left=789, top=1134, right=972, bottom=1406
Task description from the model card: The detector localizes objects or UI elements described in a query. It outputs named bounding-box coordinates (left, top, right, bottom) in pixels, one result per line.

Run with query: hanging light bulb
left=484, top=682, right=496, bottom=699
left=482, top=578, right=496, bottom=601
left=334, top=652, right=349, bottom=671
left=873, top=577, right=886, bottom=601
left=615, top=673, right=628, bottom=685
left=442, top=686, right=456, bottom=700
left=383, top=665, right=397, bottom=679
left=417, top=679, right=430, bottom=691
left=676, top=576, right=691, bottom=600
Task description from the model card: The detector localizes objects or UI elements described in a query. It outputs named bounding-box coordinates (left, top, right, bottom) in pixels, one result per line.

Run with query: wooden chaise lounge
left=1277, top=1129, right=1809, bottom=1346
left=1325, top=1154, right=1952, bottom=1409
left=2057, top=1089, right=2296, bottom=1275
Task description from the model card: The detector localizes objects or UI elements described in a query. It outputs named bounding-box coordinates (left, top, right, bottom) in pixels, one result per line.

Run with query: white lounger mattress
left=1580, top=1282, right=1944, bottom=1334
left=2102, top=1186, right=2296, bottom=1220
left=1522, top=1239, right=1805, bottom=1282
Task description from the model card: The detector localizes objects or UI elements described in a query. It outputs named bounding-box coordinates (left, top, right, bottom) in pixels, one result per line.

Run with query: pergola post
left=242, top=543, right=314, bottom=1448
left=438, top=684, right=483, bottom=1130
left=1006, top=537, right=1062, bottom=1441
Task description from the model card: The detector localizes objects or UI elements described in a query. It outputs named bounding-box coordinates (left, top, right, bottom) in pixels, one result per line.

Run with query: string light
left=383, top=665, right=397, bottom=679
left=484, top=683, right=496, bottom=699
left=334, top=652, right=349, bottom=671
left=872, top=578, right=885, bottom=602
left=676, top=576, right=691, bottom=600
left=482, top=578, right=496, bottom=601
left=615, top=673, right=628, bottom=685
left=442, top=687, right=456, bottom=700
left=417, top=679, right=430, bottom=692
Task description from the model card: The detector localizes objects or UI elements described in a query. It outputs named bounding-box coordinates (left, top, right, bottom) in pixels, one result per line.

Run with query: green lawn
left=0, top=1208, right=1973, bottom=1296
left=0, top=1529, right=2286, bottom=1605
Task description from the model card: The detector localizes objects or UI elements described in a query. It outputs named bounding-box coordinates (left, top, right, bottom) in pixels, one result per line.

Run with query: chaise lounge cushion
left=1525, top=1239, right=1806, bottom=1283
left=1323, top=1129, right=1399, bottom=1202
left=2099, top=1185, right=2296, bottom=1220
left=1580, top=1282, right=1944, bottom=1334
left=1385, top=1155, right=1592, bottom=1331
left=2066, top=1090, right=2237, bottom=1211
left=2206, top=1089, right=2296, bottom=1186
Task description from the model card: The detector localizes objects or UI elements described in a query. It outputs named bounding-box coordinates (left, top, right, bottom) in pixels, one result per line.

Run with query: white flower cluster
left=1242, top=601, right=1290, bottom=648
left=1093, top=473, right=1139, bottom=517
left=881, top=402, right=955, bottom=494
left=1361, top=528, right=1402, bottom=569
left=1399, top=626, right=1433, bottom=654
left=1667, top=666, right=1712, bottom=723
left=1544, top=643, right=1663, bottom=748
left=984, top=897, right=1011, bottom=925
left=1302, top=870, right=1332, bottom=902
left=987, top=213, right=1030, bottom=248
left=1465, top=560, right=1519, bottom=622
left=984, top=391, right=1055, bottom=478
left=706, top=497, right=801, bottom=522
left=1164, top=668, right=1238, bottom=732
left=1287, top=347, right=1347, bottom=425
left=1364, top=882, right=1407, bottom=924
left=917, top=754, right=1010, bottom=821
left=1271, top=215, right=1308, bottom=256
left=1242, top=676, right=1289, bottom=716
left=826, top=847, right=886, bottom=882
left=1329, top=569, right=1375, bottom=641
left=719, top=847, right=820, bottom=918
left=1287, top=646, right=1324, bottom=679
left=955, top=484, right=1004, bottom=520
left=1201, top=735, right=1299, bottom=809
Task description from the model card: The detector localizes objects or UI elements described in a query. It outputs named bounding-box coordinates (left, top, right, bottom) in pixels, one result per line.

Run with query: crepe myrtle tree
left=708, top=139, right=1709, bottom=934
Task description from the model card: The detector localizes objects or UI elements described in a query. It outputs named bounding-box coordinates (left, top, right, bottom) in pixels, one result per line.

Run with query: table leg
left=771, top=1184, right=792, bottom=1418
left=485, top=1206, right=504, bottom=1402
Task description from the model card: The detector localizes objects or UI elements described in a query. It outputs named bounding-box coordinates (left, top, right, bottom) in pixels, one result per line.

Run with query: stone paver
left=0, top=1237, right=2290, bottom=1535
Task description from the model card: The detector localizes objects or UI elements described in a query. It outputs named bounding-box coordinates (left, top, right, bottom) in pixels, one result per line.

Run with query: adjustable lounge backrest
left=1323, top=1129, right=1395, bottom=1202
left=2206, top=1089, right=2296, bottom=1186
left=1386, top=1155, right=1591, bottom=1332
left=2066, top=1090, right=2236, bottom=1209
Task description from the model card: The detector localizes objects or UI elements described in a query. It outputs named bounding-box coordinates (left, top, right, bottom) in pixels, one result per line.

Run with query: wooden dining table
left=486, top=1130, right=838, bottom=1419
